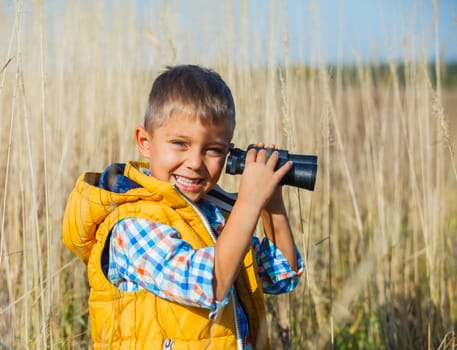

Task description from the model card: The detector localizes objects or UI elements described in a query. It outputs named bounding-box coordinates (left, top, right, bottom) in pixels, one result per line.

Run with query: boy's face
left=135, top=113, right=233, bottom=202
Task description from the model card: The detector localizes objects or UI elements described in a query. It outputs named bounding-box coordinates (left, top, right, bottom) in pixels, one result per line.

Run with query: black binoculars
left=225, top=145, right=318, bottom=191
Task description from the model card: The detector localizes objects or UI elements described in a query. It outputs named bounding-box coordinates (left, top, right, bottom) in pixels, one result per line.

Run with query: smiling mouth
left=174, top=175, right=202, bottom=187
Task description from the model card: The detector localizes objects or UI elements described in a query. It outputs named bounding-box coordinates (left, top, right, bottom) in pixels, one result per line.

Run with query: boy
left=62, top=65, right=304, bottom=349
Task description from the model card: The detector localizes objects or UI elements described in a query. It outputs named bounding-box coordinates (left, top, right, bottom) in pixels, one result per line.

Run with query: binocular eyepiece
left=226, top=145, right=318, bottom=191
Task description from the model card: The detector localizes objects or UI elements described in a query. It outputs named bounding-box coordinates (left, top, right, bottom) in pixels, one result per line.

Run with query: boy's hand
left=214, top=143, right=296, bottom=300
left=237, top=143, right=292, bottom=211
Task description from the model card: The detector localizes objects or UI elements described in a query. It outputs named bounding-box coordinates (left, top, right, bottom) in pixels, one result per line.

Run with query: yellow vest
left=62, top=161, right=270, bottom=349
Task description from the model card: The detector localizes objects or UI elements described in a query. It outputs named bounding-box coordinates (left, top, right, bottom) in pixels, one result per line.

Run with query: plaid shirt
left=108, top=199, right=304, bottom=346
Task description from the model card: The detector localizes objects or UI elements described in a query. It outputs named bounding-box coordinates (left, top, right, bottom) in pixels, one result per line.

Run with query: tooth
left=176, top=176, right=198, bottom=185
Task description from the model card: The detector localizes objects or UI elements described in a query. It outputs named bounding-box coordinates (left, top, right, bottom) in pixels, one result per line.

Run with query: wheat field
left=1, top=1, right=456, bottom=349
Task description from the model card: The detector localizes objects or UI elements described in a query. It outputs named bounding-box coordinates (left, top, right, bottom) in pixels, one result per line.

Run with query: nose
left=186, top=149, right=204, bottom=170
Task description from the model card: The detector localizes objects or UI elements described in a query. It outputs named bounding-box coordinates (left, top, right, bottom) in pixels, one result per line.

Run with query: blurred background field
left=0, top=1, right=456, bottom=349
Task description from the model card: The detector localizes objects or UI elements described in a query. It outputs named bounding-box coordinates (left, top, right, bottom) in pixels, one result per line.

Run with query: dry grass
left=1, top=1, right=456, bottom=349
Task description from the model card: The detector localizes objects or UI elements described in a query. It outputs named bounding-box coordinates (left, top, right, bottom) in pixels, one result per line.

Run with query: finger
left=245, top=147, right=258, bottom=163
left=275, top=160, right=293, bottom=179
left=256, top=148, right=269, bottom=163
left=265, top=150, right=279, bottom=167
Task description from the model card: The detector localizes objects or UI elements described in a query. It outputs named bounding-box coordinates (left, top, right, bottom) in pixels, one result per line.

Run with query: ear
left=134, top=126, right=152, bottom=158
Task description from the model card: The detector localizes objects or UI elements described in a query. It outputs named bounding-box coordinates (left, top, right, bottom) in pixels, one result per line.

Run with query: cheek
left=154, top=146, right=178, bottom=162
left=207, top=158, right=226, bottom=178
left=149, top=150, right=179, bottom=176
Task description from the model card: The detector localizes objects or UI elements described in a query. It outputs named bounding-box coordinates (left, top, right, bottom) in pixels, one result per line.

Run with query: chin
left=186, top=193, right=203, bottom=202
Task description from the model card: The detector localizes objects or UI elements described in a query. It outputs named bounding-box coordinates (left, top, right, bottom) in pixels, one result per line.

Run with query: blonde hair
left=144, top=65, right=236, bottom=132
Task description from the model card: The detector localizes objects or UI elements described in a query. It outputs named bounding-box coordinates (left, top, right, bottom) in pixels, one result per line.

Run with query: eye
left=170, top=140, right=186, bottom=147
left=206, top=147, right=227, bottom=157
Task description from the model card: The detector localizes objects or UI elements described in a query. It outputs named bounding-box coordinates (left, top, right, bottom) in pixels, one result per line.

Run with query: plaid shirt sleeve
left=199, top=200, right=304, bottom=294
left=108, top=218, right=231, bottom=312
left=108, top=201, right=303, bottom=313
left=252, top=236, right=304, bottom=294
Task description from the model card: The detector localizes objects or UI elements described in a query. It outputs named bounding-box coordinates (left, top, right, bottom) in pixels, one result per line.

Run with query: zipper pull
left=163, top=338, right=174, bottom=350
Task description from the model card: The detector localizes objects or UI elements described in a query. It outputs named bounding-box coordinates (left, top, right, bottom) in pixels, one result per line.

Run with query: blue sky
left=3, top=0, right=454, bottom=67
left=155, top=0, right=457, bottom=65
left=284, top=0, right=457, bottom=64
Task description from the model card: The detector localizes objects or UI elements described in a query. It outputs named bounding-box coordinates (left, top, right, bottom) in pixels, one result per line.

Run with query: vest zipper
left=232, top=293, right=244, bottom=350
left=172, top=185, right=218, bottom=242
left=162, top=338, right=174, bottom=349
left=173, top=185, right=244, bottom=350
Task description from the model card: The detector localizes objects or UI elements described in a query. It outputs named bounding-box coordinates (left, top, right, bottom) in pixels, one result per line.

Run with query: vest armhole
left=101, top=232, right=112, bottom=278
